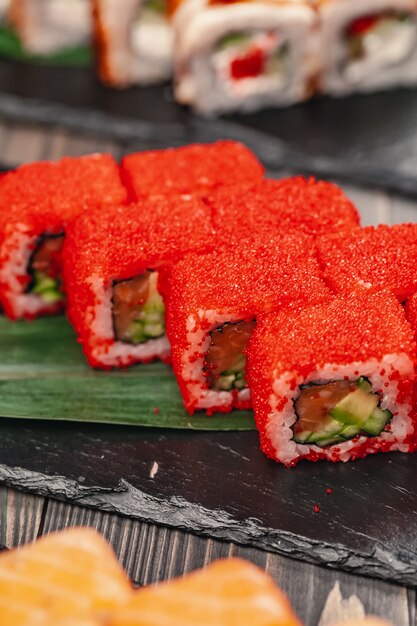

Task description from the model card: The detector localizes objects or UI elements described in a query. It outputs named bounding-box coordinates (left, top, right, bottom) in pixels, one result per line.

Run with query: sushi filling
left=204, top=320, right=256, bottom=391
left=131, top=0, right=172, bottom=61
left=292, top=377, right=392, bottom=448
left=26, top=233, right=65, bottom=304
left=112, top=271, right=165, bottom=345
left=344, top=12, right=416, bottom=79
left=213, top=31, right=289, bottom=87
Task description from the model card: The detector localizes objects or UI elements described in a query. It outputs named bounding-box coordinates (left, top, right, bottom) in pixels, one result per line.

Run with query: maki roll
left=317, top=224, right=417, bottom=302
left=160, top=234, right=331, bottom=414
left=246, top=292, right=417, bottom=466
left=8, top=0, right=91, bottom=56
left=63, top=195, right=214, bottom=369
left=208, top=177, right=360, bottom=241
left=109, top=559, right=302, bottom=626
left=93, top=0, right=173, bottom=86
left=121, top=140, right=264, bottom=200
left=318, top=0, right=417, bottom=96
left=173, top=0, right=318, bottom=115
left=0, top=154, right=126, bottom=320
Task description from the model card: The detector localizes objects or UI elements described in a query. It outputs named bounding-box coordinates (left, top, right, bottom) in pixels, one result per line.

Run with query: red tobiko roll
left=63, top=195, right=214, bottom=369
left=0, top=154, right=127, bottom=320
left=209, top=177, right=360, bottom=241
left=159, top=234, right=331, bottom=415
left=120, top=140, right=264, bottom=200
left=317, top=224, right=417, bottom=301
left=246, top=291, right=417, bottom=466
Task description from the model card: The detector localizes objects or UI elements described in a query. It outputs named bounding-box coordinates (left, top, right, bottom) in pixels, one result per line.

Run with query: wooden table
left=0, top=119, right=415, bottom=626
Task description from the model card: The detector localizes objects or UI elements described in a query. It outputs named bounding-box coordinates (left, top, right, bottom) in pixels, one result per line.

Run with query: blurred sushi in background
left=173, top=0, right=318, bottom=114
left=318, top=0, right=417, bottom=96
left=93, top=0, right=173, bottom=86
left=8, top=0, right=91, bottom=56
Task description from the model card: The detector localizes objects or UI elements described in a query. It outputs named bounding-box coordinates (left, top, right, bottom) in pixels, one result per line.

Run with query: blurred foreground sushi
left=246, top=292, right=417, bottom=466
left=93, top=0, right=174, bottom=86
left=0, top=527, right=131, bottom=625
left=173, top=0, right=318, bottom=114
left=8, top=0, right=91, bottom=55
left=318, top=0, right=417, bottom=96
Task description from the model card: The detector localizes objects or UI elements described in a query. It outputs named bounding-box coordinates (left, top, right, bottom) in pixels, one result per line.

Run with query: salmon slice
left=0, top=527, right=131, bottom=626
left=108, top=558, right=302, bottom=626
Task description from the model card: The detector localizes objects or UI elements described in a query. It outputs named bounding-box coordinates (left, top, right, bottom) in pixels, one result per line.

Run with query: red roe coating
left=0, top=154, right=126, bottom=239
left=0, top=154, right=127, bottom=320
left=318, top=224, right=417, bottom=301
left=208, top=177, right=360, bottom=241
left=246, top=291, right=417, bottom=465
left=120, top=141, right=264, bottom=200
left=405, top=292, right=417, bottom=340
left=160, top=234, right=331, bottom=414
left=63, top=195, right=214, bottom=367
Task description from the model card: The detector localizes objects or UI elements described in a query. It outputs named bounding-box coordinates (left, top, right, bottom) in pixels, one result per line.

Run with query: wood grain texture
left=0, top=487, right=45, bottom=549
left=38, top=496, right=416, bottom=626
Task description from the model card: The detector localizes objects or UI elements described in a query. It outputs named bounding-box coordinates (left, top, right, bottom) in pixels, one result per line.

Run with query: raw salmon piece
left=0, top=527, right=131, bottom=626
left=108, top=558, right=302, bottom=626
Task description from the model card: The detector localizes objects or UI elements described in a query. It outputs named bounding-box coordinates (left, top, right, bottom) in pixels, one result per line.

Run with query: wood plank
left=46, top=129, right=121, bottom=159
left=0, top=486, right=45, bottom=549
left=39, top=497, right=414, bottom=626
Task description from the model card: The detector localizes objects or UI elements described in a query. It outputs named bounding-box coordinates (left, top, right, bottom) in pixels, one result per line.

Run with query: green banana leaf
left=0, top=316, right=256, bottom=431
left=0, top=25, right=92, bottom=66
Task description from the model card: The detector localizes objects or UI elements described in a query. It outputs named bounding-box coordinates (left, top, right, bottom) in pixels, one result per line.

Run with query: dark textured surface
left=0, top=59, right=417, bottom=193
left=1, top=417, right=417, bottom=586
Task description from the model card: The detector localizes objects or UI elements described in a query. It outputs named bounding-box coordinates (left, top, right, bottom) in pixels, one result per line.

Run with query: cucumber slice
left=363, top=407, right=392, bottom=436
left=295, top=418, right=344, bottom=445
left=330, top=387, right=378, bottom=426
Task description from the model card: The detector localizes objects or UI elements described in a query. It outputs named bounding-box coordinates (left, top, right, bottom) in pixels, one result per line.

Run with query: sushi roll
left=8, top=0, right=91, bottom=55
left=0, top=154, right=126, bottom=320
left=173, top=0, right=318, bottom=115
left=63, top=195, right=214, bottom=369
left=318, top=0, right=417, bottom=96
left=246, top=291, right=417, bottom=466
left=0, top=528, right=131, bottom=625
left=109, top=558, right=302, bottom=626
left=93, top=0, right=174, bottom=86
left=208, top=177, right=360, bottom=241
left=317, top=224, right=417, bottom=302
left=121, top=140, right=264, bottom=200
left=160, top=234, right=331, bottom=414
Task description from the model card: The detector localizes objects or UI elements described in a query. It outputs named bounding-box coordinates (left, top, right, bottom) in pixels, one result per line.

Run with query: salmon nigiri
left=0, top=527, right=132, bottom=626
left=108, top=557, right=302, bottom=626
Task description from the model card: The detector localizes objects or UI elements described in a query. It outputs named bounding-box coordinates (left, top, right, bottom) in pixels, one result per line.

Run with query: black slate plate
left=1, top=58, right=417, bottom=194
left=1, top=416, right=416, bottom=587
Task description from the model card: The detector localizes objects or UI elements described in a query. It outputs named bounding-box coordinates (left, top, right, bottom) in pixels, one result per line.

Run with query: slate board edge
left=0, top=463, right=415, bottom=588
left=0, top=91, right=416, bottom=197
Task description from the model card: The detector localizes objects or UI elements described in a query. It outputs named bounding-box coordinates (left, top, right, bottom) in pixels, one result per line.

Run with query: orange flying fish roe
left=208, top=177, right=360, bottom=242
left=120, top=141, right=264, bottom=200
left=317, top=224, right=417, bottom=301
left=246, top=291, right=417, bottom=465
left=160, top=233, right=331, bottom=413
left=63, top=195, right=214, bottom=367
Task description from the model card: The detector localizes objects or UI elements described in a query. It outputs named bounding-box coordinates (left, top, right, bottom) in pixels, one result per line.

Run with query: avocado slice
left=330, top=387, right=378, bottom=426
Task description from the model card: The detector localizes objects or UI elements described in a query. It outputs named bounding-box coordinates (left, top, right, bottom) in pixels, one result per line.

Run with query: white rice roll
left=173, top=0, right=319, bottom=115
left=94, top=0, right=173, bottom=87
left=8, top=0, right=91, bottom=55
left=319, top=0, right=417, bottom=95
